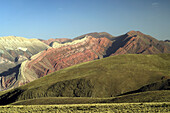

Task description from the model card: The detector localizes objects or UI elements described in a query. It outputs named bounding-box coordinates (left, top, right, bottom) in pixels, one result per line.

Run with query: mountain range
left=0, top=30, right=169, bottom=92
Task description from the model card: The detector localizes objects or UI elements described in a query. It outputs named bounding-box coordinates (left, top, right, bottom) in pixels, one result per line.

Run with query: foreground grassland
left=0, top=103, right=170, bottom=112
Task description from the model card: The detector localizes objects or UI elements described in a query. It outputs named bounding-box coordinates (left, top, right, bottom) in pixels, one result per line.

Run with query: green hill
left=108, top=90, right=170, bottom=103
left=0, top=54, right=169, bottom=105
left=11, top=97, right=107, bottom=105
left=11, top=90, right=170, bottom=105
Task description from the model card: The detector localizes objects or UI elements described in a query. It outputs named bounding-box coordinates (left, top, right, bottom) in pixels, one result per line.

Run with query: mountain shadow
left=118, top=79, right=170, bottom=96
left=0, top=64, right=21, bottom=79
left=103, top=34, right=132, bottom=57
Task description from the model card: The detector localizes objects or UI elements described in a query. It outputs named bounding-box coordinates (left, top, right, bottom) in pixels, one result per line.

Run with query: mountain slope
left=106, top=31, right=170, bottom=57
left=107, top=90, right=170, bottom=103
left=74, top=32, right=115, bottom=40
left=0, top=36, right=49, bottom=90
left=0, top=54, right=169, bottom=105
left=18, top=36, right=112, bottom=86
left=0, top=36, right=49, bottom=63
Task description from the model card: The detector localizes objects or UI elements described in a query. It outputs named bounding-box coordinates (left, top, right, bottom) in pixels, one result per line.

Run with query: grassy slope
left=11, top=97, right=108, bottom=105
left=0, top=54, right=170, bottom=105
left=109, top=90, right=170, bottom=103
left=11, top=90, right=170, bottom=105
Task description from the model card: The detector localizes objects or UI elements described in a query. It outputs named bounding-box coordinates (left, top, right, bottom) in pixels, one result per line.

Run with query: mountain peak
left=74, top=32, right=114, bottom=40
left=126, top=30, right=143, bottom=36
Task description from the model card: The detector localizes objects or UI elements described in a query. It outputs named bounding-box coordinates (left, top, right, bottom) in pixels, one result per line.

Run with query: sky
left=0, top=0, right=170, bottom=40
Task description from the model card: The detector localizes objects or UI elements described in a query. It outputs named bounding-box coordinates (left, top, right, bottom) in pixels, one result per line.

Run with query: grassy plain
left=0, top=103, right=170, bottom=112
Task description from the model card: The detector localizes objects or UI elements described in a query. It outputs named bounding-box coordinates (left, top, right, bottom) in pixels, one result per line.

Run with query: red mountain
left=18, top=36, right=112, bottom=85
left=41, top=38, right=72, bottom=46
left=108, top=31, right=170, bottom=56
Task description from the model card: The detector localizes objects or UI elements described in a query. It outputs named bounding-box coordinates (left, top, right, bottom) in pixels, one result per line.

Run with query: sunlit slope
left=0, top=36, right=49, bottom=62
left=11, top=97, right=107, bottom=105
left=0, top=54, right=169, bottom=105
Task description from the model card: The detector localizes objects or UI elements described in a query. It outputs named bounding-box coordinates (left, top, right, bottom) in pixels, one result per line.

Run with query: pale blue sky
left=0, top=0, right=170, bottom=40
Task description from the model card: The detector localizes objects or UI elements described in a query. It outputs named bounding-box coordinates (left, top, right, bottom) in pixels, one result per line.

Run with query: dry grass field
left=0, top=102, right=170, bottom=112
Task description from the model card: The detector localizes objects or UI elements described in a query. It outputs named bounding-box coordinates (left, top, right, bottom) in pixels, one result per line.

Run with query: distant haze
left=0, top=0, right=170, bottom=40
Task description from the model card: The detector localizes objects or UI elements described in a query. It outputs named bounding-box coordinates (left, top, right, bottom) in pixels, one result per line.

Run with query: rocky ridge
left=41, top=38, right=72, bottom=46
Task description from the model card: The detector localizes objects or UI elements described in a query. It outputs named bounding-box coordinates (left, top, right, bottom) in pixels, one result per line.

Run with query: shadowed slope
left=0, top=64, right=21, bottom=90
left=119, top=79, right=170, bottom=96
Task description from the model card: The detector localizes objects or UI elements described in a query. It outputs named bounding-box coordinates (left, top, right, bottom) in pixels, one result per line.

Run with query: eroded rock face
left=0, top=36, right=49, bottom=90
left=19, top=36, right=112, bottom=85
